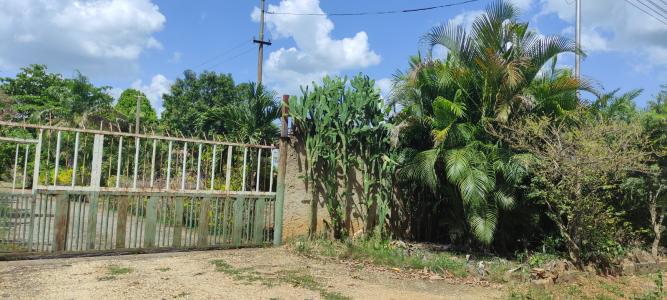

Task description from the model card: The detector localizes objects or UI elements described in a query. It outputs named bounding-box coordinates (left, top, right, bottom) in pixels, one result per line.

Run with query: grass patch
left=210, top=259, right=349, bottom=300
left=280, top=270, right=350, bottom=300
left=505, top=271, right=666, bottom=300
left=98, top=265, right=133, bottom=280
left=107, top=265, right=133, bottom=275
left=291, top=237, right=469, bottom=278
left=155, top=267, right=171, bottom=272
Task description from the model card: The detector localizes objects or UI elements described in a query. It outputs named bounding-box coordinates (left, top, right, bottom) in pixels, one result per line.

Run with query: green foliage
left=392, top=0, right=578, bottom=245
left=291, top=74, right=395, bottom=238
left=0, top=64, right=117, bottom=127
left=115, top=88, right=158, bottom=128
left=162, top=71, right=279, bottom=143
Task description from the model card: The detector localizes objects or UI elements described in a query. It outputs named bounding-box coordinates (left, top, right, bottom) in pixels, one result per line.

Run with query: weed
left=155, top=267, right=171, bottom=272
left=175, top=291, right=191, bottom=298
left=279, top=270, right=351, bottom=300
left=97, top=275, right=116, bottom=281
left=107, top=265, right=133, bottom=275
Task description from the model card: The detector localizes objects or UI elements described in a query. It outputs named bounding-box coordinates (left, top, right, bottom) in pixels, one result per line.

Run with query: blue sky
left=1, top=0, right=666, bottom=113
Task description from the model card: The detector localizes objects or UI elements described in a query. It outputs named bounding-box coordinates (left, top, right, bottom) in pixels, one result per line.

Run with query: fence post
left=197, top=197, right=210, bottom=247
left=273, top=95, right=289, bottom=246
left=173, top=198, right=184, bottom=247
left=144, top=196, right=158, bottom=248
left=115, top=197, right=128, bottom=248
left=86, top=134, right=104, bottom=250
left=53, top=193, right=69, bottom=252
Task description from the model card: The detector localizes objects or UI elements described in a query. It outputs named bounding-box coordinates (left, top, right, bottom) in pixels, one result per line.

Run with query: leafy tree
left=114, top=88, right=158, bottom=130
left=0, top=64, right=116, bottom=127
left=161, top=70, right=240, bottom=137
left=393, top=0, right=583, bottom=245
left=492, top=112, right=652, bottom=268
left=214, top=83, right=280, bottom=143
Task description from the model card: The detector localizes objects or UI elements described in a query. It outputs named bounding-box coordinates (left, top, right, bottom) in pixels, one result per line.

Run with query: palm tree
left=394, top=0, right=584, bottom=244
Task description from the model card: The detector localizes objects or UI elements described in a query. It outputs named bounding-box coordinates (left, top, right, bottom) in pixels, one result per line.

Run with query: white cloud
left=0, top=0, right=166, bottom=77
left=538, top=0, right=667, bottom=68
left=251, top=0, right=381, bottom=94
left=511, top=0, right=534, bottom=11
left=169, top=51, right=182, bottom=63
left=131, top=74, right=172, bottom=115
left=375, top=78, right=392, bottom=100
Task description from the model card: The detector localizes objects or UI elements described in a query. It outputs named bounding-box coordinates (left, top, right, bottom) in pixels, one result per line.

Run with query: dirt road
left=0, top=247, right=501, bottom=299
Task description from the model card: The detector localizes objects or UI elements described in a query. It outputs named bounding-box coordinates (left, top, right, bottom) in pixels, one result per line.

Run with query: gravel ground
left=0, top=247, right=502, bottom=300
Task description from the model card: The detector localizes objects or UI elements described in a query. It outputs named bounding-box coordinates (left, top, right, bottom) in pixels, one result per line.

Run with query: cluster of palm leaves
left=392, top=0, right=584, bottom=244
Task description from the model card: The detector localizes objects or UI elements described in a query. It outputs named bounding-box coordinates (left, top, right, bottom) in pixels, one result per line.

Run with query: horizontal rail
left=0, top=136, right=38, bottom=144
left=0, top=121, right=277, bottom=149
left=35, top=187, right=276, bottom=197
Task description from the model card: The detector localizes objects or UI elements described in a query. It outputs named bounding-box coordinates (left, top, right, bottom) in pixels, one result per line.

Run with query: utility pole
left=135, top=92, right=141, bottom=134
left=254, top=0, right=272, bottom=84
left=575, top=0, right=581, bottom=80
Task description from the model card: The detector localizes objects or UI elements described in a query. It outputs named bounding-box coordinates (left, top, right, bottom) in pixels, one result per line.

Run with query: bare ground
left=0, top=247, right=501, bottom=300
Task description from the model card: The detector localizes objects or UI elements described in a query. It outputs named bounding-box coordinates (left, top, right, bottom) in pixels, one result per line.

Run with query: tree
left=492, top=112, right=652, bottom=268
left=0, top=64, right=116, bottom=127
left=161, top=70, right=240, bottom=137
left=115, top=88, right=158, bottom=130
left=214, top=83, right=280, bottom=144
left=393, top=0, right=582, bottom=245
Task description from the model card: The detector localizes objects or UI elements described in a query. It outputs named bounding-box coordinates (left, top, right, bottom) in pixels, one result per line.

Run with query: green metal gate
left=0, top=121, right=283, bottom=257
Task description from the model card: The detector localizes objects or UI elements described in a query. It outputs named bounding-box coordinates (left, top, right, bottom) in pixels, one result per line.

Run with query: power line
left=635, top=0, right=667, bottom=22
left=190, top=39, right=250, bottom=70
left=624, top=0, right=667, bottom=26
left=266, top=0, right=480, bottom=16
left=208, top=46, right=256, bottom=70
left=643, top=0, right=667, bottom=17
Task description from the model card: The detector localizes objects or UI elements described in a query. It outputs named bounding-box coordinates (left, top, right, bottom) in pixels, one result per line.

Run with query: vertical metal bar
left=116, top=137, right=123, bottom=188
left=210, top=145, right=217, bottom=190
left=150, top=139, right=157, bottom=188
left=71, top=132, right=80, bottom=187
left=12, top=144, right=19, bottom=191
left=181, top=143, right=188, bottom=190
left=53, top=131, right=62, bottom=186
left=22, top=145, right=29, bottom=190
left=269, top=150, right=275, bottom=192
left=133, top=137, right=140, bottom=189
left=196, top=144, right=202, bottom=190
left=256, top=149, right=262, bottom=192
left=32, top=130, right=43, bottom=194
left=166, top=141, right=173, bottom=189
left=225, top=146, right=233, bottom=191
left=241, top=147, right=248, bottom=191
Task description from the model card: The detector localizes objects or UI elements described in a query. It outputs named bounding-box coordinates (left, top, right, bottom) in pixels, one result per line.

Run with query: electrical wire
left=644, top=0, right=667, bottom=16
left=635, top=0, right=667, bottom=21
left=266, top=0, right=480, bottom=16
left=624, top=0, right=667, bottom=26
left=190, top=39, right=251, bottom=70
left=208, top=46, right=256, bottom=70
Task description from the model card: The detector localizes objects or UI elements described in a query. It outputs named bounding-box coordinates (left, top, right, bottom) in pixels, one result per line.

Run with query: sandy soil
left=0, top=247, right=502, bottom=300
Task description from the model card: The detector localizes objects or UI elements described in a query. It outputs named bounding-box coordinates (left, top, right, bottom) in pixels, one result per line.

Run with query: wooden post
left=232, top=196, right=244, bottom=246
left=115, top=197, right=128, bottom=248
left=197, top=198, right=210, bottom=247
left=253, top=198, right=266, bottom=244
left=86, top=134, right=104, bottom=250
left=173, top=197, right=184, bottom=247
left=53, top=193, right=69, bottom=252
left=144, top=196, right=158, bottom=247
left=273, top=95, right=289, bottom=246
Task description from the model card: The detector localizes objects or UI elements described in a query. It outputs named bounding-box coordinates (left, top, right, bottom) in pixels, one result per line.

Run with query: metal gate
left=0, top=120, right=284, bottom=257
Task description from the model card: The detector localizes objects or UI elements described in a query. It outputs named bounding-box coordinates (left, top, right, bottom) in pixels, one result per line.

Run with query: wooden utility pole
left=254, top=0, right=272, bottom=84
left=575, top=0, right=581, bottom=99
